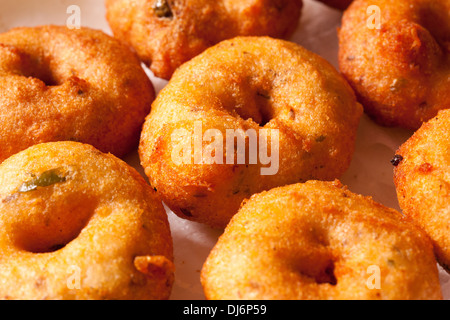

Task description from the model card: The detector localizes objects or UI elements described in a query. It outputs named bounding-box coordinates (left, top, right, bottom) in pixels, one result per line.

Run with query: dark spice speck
left=391, top=154, right=403, bottom=166
left=153, top=0, right=173, bottom=18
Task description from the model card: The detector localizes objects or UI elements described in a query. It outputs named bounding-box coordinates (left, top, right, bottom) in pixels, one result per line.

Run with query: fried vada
left=201, top=180, right=442, bottom=300
left=393, top=109, right=450, bottom=273
left=0, top=141, right=174, bottom=300
left=105, top=0, right=303, bottom=79
left=338, top=0, right=450, bottom=129
left=0, top=25, right=154, bottom=163
left=139, top=36, right=363, bottom=228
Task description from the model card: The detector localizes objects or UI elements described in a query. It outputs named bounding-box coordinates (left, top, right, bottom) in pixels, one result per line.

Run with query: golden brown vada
left=0, top=25, right=154, bottom=163
left=201, top=180, right=442, bottom=300
left=139, top=36, right=363, bottom=228
left=0, top=141, right=174, bottom=300
left=393, top=109, right=450, bottom=273
left=338, top=0, right=450, bottom=130
left=105, top=0, right=303, bottom=79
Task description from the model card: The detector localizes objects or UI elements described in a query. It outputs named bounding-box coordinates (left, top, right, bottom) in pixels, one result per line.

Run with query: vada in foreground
left=201, top=180, right=442, bottom=300
left=0, top=141, right=174, bottom=300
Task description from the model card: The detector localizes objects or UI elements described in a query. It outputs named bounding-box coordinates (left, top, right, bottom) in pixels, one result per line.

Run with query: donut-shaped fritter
left=139, top=37, right=363, bottom=228
left=0, top=25, right=154, bottom=163
left=201, top=180, right=442, bottom=300
left=105, top=0, right=303, bottom=79
left=393, top=109, right=450, bottom=273
left=0, top=142, right=174, bottom=300
left=338, top=0, right=450, bottom=129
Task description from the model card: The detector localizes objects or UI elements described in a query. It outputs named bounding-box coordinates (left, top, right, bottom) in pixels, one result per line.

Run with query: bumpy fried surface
left=0, top=25, right=154, bottom=164
left=105, top=0, right=303, bottom=79
left=0, top=142, right=174, bottom=300
left=338, top=0, right=450, bottom=130
left=201, top=180, right=442, bottom=300
left=139, top=37, right=362, bottom=228
left=393, top=109, right=450, bottom=273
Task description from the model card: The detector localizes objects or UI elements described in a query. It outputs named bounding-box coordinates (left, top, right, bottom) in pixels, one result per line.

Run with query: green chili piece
left=18, top=168, right=67, bottom=192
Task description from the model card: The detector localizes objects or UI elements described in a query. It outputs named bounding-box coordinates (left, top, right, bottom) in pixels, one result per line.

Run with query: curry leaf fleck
left=18, top=168, right=67, bottom=192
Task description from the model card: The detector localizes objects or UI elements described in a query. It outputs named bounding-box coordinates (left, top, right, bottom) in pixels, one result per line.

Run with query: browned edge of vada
left=393, top=109, right=450, bottom=273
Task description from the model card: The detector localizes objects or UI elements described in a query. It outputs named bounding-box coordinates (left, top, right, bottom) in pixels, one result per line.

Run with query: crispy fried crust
left=393, top=109, right=450, bottom=272
left=0, top=25, right=154, bottom=163
left=139, top=37, right=363, bottom=228
left=338, top=0, right=450, bottom=129
left=201, top=180, right=442, bottom=300
left=105, top=0, right=303, bottom=79
left=0, top=142, right=174, bottom=300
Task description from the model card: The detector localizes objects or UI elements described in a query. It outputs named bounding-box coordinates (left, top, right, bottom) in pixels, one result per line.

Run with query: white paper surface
left=0, top=0, right=448, bottom=300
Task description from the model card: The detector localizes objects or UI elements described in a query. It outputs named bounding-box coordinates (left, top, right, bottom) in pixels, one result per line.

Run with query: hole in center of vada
left=21, top=58, right=63, bottom=86
left=314, top=260, right=337, bottom=285
left=417, top=5, right=450, bottom=50
left=234, top=89, right=274, bottom=126
left=254, top=91, right=274, bottom=126
left=31, top=68, right=61, bottom=87
left=294, top=255, right=338, bottom=286
left=11, top=195, right=98, bottom=254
